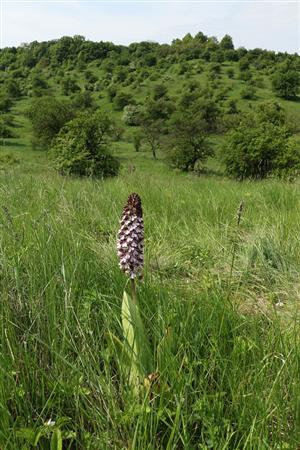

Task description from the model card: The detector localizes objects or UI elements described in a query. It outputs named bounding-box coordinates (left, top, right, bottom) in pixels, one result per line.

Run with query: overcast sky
left=1, top=1, right=299, bottom=54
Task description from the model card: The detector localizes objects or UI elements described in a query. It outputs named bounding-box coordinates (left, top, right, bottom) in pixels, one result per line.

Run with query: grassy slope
left=1, top=149, right=300, bottom=448
left=0, top=59, right=300, bottom=448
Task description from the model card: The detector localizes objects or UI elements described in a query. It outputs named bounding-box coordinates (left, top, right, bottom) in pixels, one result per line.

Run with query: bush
left=226, top=68, right=234, bottom=79
left=27, top=97, right=74, bottom=149
left=61, top=77, right=80, bottom=95
left=223, top=102, right=300, bottom=179
left=132, top=130, right=143, bottom=152
left=122, top=104, right=143, bottom=126
left=0, top=152, right=20, bottom=168
left=152, top=84, right=168, bottom=100
left=51, top=111, right=120, bottom=178
left=240, top=85, right=256, bottom=99
left=113, top=91, right=134, bottom=111
left=272, top=65, right=300, bottom=99
left=168, top=108, right=213, bottom=171
left=71, top=91, right=95, bottom=110
left=0, top=94, right=12, bottom=112
left=0, top=118, right=14, bottom=138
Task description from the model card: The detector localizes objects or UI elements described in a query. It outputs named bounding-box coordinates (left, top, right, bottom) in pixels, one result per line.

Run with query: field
left=1, top=147, right=300, bottom=448
left=1, top=38, right=300, bottom=449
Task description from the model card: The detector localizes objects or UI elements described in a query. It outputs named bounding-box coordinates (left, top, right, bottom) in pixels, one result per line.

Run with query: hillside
left=1, top=33, right=300, bottom=173
left=1, top=34, right=300, bottom=449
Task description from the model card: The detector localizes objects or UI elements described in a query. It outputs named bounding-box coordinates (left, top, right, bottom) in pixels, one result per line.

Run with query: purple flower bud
left=117, top=193, right=144, bottom=279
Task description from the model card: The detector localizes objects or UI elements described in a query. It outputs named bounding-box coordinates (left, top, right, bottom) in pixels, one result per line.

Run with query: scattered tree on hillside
left=51, top=111, right=119, bottom=177
left=168, top=107, right=213, bottom=171
left=27, top=97, right=74, bottom=149
left=272, top=64, right=300, bottom=99
left=223, top=101, right=300, bottom=179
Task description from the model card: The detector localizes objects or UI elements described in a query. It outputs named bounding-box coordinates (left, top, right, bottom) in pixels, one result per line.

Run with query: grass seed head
left=117, top=193, right=144, bottom=279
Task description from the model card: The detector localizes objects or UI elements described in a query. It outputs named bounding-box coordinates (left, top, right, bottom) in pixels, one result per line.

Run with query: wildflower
left=117, top=193, right=144, bottom=279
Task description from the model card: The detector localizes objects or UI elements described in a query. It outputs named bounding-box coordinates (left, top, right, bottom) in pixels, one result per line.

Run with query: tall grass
left=0, top=166, right=300, bottom=448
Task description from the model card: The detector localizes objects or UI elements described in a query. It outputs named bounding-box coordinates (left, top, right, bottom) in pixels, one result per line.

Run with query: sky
left=1, top=0, right=299, bottom=54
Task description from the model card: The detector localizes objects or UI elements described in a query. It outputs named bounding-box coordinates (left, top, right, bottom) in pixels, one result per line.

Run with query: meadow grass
left=1, top=151, right=300, bottom=449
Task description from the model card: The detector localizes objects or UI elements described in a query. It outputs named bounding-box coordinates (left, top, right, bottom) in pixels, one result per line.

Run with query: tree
left=51, top=111, right=120, bottom=177
left=168, top=107, right=213, bottom=171
left=272, top=65, right=300, bottom=99
left=122, top=104, right=143, bottom=126
left=61, top=77, right=80, bottom=95
left=223, top=102, right=300, bottom=179
left=220, top=34, right=234, bottom=50
left=240, top=85, right=256, bottom=100
left=0, top=117, right=14, bottom=138
left=132, top=130, right=143, bottom=152
left=141, top=118, right=163, bottom=160
left=113, top=91, right=134, bottom=110
left=4, top=79, right=21, bottom=98
left=71, top=91, right=95, bottom=110
left=152, top=84, right=168, bottom=100
left=27, top=97, right=73, bottom=149
left=0, top=94, right=12, bottom=112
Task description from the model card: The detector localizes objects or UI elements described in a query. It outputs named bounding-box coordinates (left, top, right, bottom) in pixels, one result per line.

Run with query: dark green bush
left=223, top=102, right=300, bottom=179
left=27, top=96, right=74, bottom=149
left=240, top=85, right=256, bottom=99
left=272, top=64, right=300, bottom=99
left=51, top=111, right=120, bottom=178
left=168, top=107, right=213, bottom=171
left=113, top=91, right=134, bottom=111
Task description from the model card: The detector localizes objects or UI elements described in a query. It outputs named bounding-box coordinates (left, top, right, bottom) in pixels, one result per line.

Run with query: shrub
left=113, top=91, right=134, bottom=111
left=61, top=77, right=80, bottom=95
left=132, top=130, right=143, bottom=152
left=4, top=79, right=21, bottom=98
left=168, top=108, right=213, bottom=171
left=152, top=84, right=168, bottom=100
left=226, top=68, right=234, bottom=79
left=0, top=152, right=20, bottom=168
left=223, top=102, right=300, bottom=179
left=272, top=65, right=300, bottom=99
left=71, top=91, right=95, bottom=110
left=51, top=111, right=120, bottom=178
left=27, top=97, right=74, bottom=149
left=122, top=104, right=143, bottom=126
left=240, top=85, right=256, bottom=99
left=0, top=94, right=12, bottom=112
left=0, top=118, right=14, bottom=138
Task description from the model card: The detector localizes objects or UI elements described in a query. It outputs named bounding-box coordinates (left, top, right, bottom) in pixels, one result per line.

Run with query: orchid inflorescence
left=117, top=193, right=144, bottom=279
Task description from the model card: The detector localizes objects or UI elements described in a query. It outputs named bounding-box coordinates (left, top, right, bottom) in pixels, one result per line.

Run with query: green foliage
left=0, top=93, right=12, bottom=112
left=51, top=111, right=120, bottom=177
left=121, top=290, right=152, bottom=390
left=27, top=96, right=74, bottom=149
left=113, top=91, right=134, bottom=110
left=122, top=104, right=143, bottom=126
left=169, top=107, right=213, bottom=171
left=226, top=67, right=234, bottom=78
left=152, top=83, right=168, bottom=100
left=272, top=64, right=300, bottom=99
left=71, top=90, right=95, bottom=110
left=0, top=117, right=14, bottom=138
left=61, top=77, right=80, bottom=95
left=240, top=85, right=256, bottom=99
left=220, top=34, right=234, bottom=50
left=0, top=152, right=20, bottom=167
left=132, top=130, right=143, bottom=152
left=223, top=102, right=300, bottom=179
left=3, top=78, right=22, bottom=98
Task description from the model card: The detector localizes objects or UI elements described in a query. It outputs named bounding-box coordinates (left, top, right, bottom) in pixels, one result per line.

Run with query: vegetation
left=223, top=102, right=300, bottom=179
left=51, top=111, right=120, bottom=177
left=0, top=31, right=300, bottom=448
